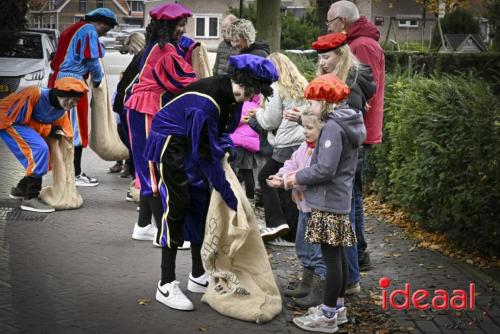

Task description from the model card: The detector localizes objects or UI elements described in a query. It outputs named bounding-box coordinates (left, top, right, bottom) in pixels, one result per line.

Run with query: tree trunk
left=256, top=0, right=281, bottom=52
left=316, top=0, right=335, bottom=34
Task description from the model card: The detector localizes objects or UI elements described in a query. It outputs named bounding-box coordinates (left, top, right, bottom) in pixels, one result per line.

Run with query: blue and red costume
left=48, top=19, right=105, bottom=147
left=0, top=88, right=69, bottom=178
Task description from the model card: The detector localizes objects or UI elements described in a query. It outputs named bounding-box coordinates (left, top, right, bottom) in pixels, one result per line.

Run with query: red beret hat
left=312, top=32, right=347, bottom=53
left=304, top=74, right=350, bottom=103
left=149, top=3, right=192, bottom=21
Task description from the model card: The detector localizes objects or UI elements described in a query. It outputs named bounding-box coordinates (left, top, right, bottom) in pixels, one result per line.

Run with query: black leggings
left=258, top=158, right=298, bottom=240
left=161, top=244, right=204, bottom=284
left=238, top=169, right=254, bottom=199
left=321, top=244, right=347, bottom=307
left=74, top=146, right=83, bottom=176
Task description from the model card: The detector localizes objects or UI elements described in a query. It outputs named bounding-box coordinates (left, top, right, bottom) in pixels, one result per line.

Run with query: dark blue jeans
left=346, top=146, right=368, bottom=284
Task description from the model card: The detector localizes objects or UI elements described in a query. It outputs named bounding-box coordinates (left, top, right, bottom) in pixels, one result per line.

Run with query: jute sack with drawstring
left=201, top=157, right=282, bottom=323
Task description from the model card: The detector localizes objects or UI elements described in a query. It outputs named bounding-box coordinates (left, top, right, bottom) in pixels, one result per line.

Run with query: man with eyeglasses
left=326, top=1, right=385, bottom=295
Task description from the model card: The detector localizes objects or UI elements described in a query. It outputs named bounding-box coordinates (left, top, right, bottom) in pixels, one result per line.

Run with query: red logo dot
left=379, top=277, right=391, bottom=289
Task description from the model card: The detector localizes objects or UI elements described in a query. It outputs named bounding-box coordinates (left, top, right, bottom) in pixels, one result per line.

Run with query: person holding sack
left=144, top=54, right=279, bottom=311
left=0, top=78, right=88, bottom=212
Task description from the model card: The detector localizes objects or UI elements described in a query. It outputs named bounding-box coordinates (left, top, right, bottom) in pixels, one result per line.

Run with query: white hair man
left=327, top=0, right=385, bottom=296
left=212, top=14, right=238, bottom=75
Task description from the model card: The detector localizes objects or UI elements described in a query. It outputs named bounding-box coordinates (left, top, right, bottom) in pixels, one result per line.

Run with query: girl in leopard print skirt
left=285, top=73, right=366, bottom=333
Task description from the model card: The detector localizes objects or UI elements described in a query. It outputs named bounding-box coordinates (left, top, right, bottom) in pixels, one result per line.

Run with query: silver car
left=0, top=32, right=54, bottom=99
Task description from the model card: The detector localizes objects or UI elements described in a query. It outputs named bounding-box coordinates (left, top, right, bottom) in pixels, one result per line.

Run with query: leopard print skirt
left=305, top=209, right=357, bottom=247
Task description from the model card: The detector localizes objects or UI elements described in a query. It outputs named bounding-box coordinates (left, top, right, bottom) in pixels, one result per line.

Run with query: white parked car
left=0, top=32, right=55, bottom=99
left=99, top=31, right=121, bottom=49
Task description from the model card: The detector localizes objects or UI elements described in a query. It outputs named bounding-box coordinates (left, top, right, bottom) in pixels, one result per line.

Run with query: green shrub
left=365, top=74, right=500, bottom=256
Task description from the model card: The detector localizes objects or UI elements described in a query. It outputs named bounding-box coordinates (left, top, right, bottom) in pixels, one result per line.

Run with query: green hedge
left=365, top=74, right=500, bottom=256
left=384, top=52, right=500, bottom=92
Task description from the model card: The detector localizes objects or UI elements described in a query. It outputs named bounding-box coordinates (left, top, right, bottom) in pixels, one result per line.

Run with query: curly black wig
left=145, top=18, right=182, bottom=48
left=228, top=66, right=274, bottom=99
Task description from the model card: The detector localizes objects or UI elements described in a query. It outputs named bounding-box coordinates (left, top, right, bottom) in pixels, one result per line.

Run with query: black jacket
left=345, top=64, right=376, bottom=114
left=113, top=51, right=144, bottom=114
left=240, top=40, right=271, bottom=58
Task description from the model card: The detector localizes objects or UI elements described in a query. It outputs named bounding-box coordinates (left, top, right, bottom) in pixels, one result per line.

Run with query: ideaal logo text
left=379, top=277, right=475, bottom=311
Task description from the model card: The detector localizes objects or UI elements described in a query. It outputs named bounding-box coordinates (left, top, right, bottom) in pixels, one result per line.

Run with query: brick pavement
left=0, top=142, right=499, bottom=333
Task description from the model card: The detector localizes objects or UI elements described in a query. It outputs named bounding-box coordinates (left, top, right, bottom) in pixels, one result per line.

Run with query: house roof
left=34, top=0, right=129, bottom=15
left=443, top=34, right=487, bottom=52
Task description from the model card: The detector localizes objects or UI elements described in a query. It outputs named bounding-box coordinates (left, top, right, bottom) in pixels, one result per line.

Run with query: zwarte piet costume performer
left=144, top=54, right=279, bottom=311
left=49, top=8, right=118, bottom=187
left=124, top=2, right=199, bottom=243
left=0, top=78, right=88, bottom=213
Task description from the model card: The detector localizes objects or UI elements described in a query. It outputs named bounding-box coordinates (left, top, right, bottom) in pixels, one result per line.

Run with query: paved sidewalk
left=0, top=142, right=499, bottom=333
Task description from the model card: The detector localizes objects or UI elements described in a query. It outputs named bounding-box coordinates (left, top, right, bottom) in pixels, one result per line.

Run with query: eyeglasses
left=325, top=16, right=341, bottom=26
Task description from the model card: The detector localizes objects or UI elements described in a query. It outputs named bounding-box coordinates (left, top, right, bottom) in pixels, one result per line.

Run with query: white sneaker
left=132, top=223, right=157, bottom=241
left=178, top=241, right=191, bottom=250
left=187, top=272, right=209, bottom=293
left=156, top=280, right=193, bottom=311
left=293, top=305, right=338, bottom=333
left=260, top=224, right=289, bottom=242
left=75, top=173, right=99, bottom=187
left=267, top=237, right=295, bottom=247
left=336, top=306, right=348, bottom=325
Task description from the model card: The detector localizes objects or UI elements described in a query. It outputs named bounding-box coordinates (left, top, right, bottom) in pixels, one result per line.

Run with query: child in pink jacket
left=230, top=96, right=260, bottom=198
left=266, top=110, right=326, bottom=306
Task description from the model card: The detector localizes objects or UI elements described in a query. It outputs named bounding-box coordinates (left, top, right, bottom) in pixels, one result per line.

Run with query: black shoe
left=120, top=166, right=131, bottom=178
left=359, top=252, right=373, bottom=272
left=9, top=186, right=25, bottom=200
left=254, top=189, right=263, bottom=207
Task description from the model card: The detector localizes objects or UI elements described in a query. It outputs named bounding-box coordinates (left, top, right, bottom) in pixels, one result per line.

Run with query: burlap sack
left=40, top=137, right=83, bottom=210
left=201, top=157, right=282, bottom=323
left=89, top=61, right=129, bottom=161
left=192, top=43, right=212, bottom=79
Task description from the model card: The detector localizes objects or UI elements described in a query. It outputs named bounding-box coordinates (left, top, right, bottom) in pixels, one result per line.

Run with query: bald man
left=212, top=14, right=238, bottom=75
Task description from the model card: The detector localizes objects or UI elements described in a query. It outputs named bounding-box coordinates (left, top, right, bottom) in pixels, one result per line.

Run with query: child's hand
left=242, top=115, right=251, bottom=124
left=283, top=108, right=301, bottom=123
left=285, top=171, right=297, bottom=188
left=247, top=108, right=258, bottom=118
left=266, top=175, right=283, bottom=188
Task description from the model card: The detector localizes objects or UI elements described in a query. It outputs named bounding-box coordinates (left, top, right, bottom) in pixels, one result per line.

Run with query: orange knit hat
left=312, top=32, right=348, bottom=53
left=304, top=74, right=350, bottom=103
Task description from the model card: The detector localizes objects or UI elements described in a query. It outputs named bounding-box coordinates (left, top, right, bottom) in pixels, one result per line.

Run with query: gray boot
left=284, top=268, right=314, bottom=298
left=293, top=274, right=325, bottom=308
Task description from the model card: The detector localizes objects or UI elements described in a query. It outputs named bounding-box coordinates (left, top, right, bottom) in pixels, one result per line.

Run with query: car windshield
left=0, top=34, right=43, bottom=59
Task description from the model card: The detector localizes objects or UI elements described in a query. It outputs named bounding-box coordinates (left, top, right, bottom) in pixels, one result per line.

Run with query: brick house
left=28, top=0, right=140, bottom=32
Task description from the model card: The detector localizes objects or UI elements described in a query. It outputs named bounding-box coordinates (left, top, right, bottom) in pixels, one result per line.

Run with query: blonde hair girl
left=267, top=52, right=309, bottom=103
left=317, top=43, right=361, bottom=81
left=125, top=32, right=146, bottom=55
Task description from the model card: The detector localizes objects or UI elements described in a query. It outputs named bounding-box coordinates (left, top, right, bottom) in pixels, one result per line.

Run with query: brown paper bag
left=201, top=157, right=282, bottom=323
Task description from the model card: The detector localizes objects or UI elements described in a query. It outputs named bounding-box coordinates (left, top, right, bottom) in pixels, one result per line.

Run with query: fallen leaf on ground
left=137, top=298, right=150, bottom=305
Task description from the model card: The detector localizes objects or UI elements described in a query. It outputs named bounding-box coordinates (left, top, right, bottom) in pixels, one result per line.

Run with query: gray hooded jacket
left=295, top=107, right=366, bottom=214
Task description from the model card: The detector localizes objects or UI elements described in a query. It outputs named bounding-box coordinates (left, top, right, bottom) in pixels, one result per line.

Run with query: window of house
left=127, top=0, right=144, bottom=12
left=194, top=15, right=220, bottom=39
left=96, top=0, right=104, bottom=8
left=79, top=0, right=87, bottom=12
left=48, top=0, right=55, bottom=10
left=398, top=19, right=419, bottom=28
